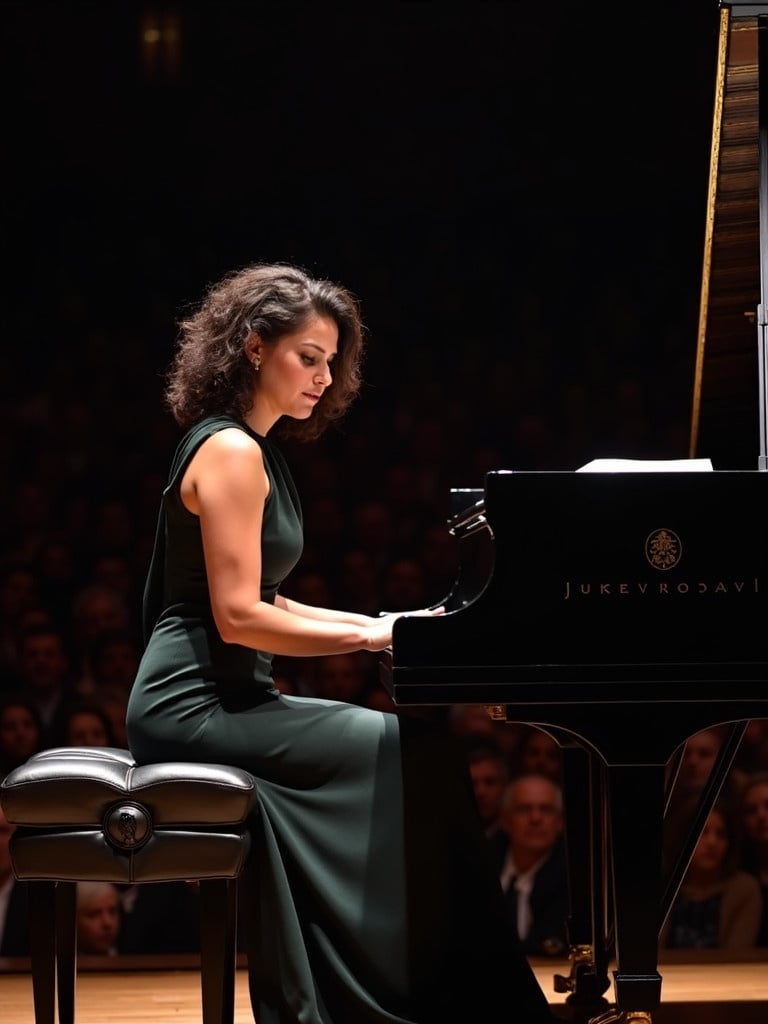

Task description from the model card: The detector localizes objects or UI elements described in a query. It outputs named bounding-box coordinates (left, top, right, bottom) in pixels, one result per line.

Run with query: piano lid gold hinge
left=483, top=704, right=506, bottom=721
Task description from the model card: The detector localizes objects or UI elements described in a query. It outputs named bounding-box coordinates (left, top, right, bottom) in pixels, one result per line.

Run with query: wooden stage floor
left=0, top=953, right=766, bottom=1023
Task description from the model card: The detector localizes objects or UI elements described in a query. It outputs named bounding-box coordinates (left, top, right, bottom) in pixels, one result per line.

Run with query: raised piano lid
left=384, top=468, right=768, bottom=704
left=691, top=1, right=768, bottom=468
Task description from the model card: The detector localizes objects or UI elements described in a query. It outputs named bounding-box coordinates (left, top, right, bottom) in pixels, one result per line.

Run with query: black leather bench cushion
left=0, top=747, right=258, bottom=884
left=9, top=828, right=252, bottom=882
left=2, top=747, right=257, bottom=826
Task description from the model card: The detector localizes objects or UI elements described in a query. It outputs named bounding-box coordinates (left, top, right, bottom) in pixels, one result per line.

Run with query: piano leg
left=566, top=760, right=665, bottom=1024
left=607, top=763, right=666, bottom=1017
left=551, top=734, right=612, bottom=1023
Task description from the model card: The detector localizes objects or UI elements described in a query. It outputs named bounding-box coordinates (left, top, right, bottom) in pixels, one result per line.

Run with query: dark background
left=1, top=1, right=733, bottom=470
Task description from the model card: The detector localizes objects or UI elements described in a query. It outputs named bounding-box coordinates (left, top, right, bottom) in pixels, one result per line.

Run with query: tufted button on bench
left=0, top=745, right=258, bottom=1024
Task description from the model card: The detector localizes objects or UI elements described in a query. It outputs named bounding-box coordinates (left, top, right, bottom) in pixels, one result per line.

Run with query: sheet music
left=576, top=458, right=714, bottom=472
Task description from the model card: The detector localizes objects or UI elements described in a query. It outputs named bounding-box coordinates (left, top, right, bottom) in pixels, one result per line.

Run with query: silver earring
left=252, top=354, right=261, bottom=371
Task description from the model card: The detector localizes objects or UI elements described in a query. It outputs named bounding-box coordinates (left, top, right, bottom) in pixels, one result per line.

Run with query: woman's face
left=76, top=886, right=121, bottom=954
left=66, top=711, right=109, bottom=747
left=691, top=809, right=729, bottom=873
left=254, top=316, right=337, bottom=426
left=679, top=729, right=721, bottom=790
left=0, top=704, right=40, bottom=762
left=742, top=782, right=768, bottom=843
left=519, top=731, right=562, bottom=782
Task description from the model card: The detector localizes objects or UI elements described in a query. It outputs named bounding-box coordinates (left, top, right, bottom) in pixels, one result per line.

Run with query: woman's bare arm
left=181, top=430, right=437, bottom=654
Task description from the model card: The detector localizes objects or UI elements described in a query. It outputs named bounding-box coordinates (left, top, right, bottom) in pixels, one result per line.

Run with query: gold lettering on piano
left=561, top=527, right=761, bottom=600
left=563, top=579, right=759, bottom=600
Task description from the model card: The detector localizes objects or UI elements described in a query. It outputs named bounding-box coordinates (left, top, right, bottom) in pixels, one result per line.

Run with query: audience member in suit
left=0, top=801, right=30, bottom=957
left=467, top=741, right=510, bottom=853
left=497, top=772, right=570, bottom=957
left=12, top=623, right=77, bottom=745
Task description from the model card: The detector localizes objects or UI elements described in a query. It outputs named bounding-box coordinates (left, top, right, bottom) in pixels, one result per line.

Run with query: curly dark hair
left=164, top=262, right=365, bottom=440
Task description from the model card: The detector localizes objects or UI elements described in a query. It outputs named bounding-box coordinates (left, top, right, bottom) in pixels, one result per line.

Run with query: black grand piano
left=381, top=4, right=768, bottom=1022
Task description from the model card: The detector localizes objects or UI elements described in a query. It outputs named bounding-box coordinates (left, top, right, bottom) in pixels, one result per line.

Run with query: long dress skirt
left=127, top=671, right=554, bottom=1024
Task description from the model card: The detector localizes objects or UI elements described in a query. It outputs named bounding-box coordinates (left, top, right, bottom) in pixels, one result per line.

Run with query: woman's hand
left=364, top=606, right=445, bottom=652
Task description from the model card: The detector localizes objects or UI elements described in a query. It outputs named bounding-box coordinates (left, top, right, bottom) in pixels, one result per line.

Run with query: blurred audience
left=737, top=772, right=768, bottom=947
left=51, top=700, right=116, bottom=748
left=118, top=881, right=203, bottom=955
left=11, top=623, right=76, bottom=743
left=380, top=556, right=429, bottom=613
left=76, top=881, right=122, bottom=955
left=69, top=584, right=134, bottom=696
left=334, top=548, right=380, bottom=617
left=664, top=726, right=733, bottom=872
left=511, top=726, right=563, bottom=784
left=93, top=686, right=130, bottom=749
left=467, top=741, right=510, bottom=844
left=0, top=564, right=42, bottom=680
left=0, top=692, right=44, bottom=776
left=729, top=723, right=768, bottom=795
left=88, top=630, right=141, bottom=693
left=661, top=801, right=761, bottom=951
left=0, top=801, right=29, bottom=956
left=309, top=651, right=375, bottom=705
left=449, top=705, right=517, bottom=760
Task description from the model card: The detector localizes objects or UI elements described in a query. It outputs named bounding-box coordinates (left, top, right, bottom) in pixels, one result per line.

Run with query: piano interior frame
left=691, top=4, right=768, bottom=469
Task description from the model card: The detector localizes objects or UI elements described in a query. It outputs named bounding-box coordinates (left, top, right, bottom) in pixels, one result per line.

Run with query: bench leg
left=199, top=879, right=238, bottom=1024
left=28, top=883, right=56, bottom=1024
left=55, top=882, right=77, bottom=1024
left=29, top=881, right=77, bottom=1024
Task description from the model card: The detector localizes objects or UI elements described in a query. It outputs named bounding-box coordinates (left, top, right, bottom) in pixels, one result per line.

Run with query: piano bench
left=0, top=745, right=258, bottom=1024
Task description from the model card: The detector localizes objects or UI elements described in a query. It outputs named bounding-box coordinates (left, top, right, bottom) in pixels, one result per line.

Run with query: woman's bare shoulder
left=197, top=426, right=264, bottom=461
left=183, top=427, right=267, bottom=509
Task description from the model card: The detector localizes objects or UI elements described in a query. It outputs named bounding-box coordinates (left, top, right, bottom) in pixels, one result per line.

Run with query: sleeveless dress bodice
left=133, top=415, right=302, bottom=719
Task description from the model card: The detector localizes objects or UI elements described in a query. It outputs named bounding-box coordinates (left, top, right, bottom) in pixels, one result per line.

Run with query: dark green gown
left=126, top=415, right=555, bottom=1024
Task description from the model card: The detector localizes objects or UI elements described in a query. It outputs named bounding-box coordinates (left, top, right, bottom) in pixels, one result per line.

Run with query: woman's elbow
left=211, top=600, right=255, bottom=645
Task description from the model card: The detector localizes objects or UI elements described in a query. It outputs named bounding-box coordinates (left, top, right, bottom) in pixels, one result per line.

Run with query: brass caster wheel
left=587, top=1013, right=652, bottom=1024
left=587, top=1010, right=622, bottom=1024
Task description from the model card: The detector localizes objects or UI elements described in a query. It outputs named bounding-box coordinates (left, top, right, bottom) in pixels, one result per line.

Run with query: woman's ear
left=246, top=333, right=263, bottom=371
